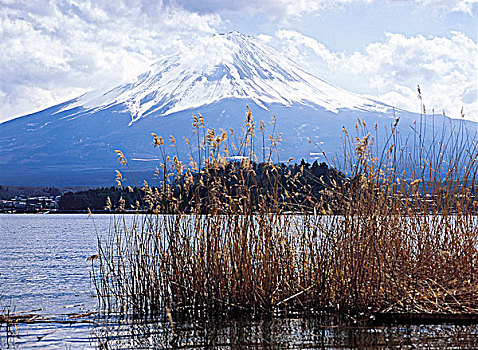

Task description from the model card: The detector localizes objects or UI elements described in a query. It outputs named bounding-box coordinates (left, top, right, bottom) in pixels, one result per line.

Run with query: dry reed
left=93, top=105, right=478, bottom=321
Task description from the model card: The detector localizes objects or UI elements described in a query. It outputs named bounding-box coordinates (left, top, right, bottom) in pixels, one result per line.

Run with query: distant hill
left=0, top=185, right=92, bottom=200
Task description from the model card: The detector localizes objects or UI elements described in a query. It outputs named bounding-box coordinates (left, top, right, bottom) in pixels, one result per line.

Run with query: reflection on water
left=1, top=214, right=478, bottom=349
left=91, top=316, right=478, bottom=349
left=2, top=314, right=478, bottom=349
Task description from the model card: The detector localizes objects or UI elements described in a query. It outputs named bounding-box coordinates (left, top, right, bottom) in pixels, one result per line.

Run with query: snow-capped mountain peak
left=62, top=31, right=391, bottom=125
left=3, top=31, right=474, bottom=187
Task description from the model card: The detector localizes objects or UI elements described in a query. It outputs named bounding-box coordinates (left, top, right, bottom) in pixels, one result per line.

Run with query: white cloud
left=416, top=0, right=478, bottom=15
left=272, top=30, right=478, bottom=121
left=0, top=0, right=222, bottom=122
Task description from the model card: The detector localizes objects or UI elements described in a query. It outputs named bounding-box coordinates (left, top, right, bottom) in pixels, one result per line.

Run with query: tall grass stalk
left=93, top=106, right=478, bottom=320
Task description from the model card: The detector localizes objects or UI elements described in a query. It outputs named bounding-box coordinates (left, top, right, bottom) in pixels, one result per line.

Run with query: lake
left=1, top=214, right=477, bottom=349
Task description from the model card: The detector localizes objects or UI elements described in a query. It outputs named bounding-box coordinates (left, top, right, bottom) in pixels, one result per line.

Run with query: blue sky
left=0, top=0, right=477, bottom=122
left=211, top=1, right=477, bottom=50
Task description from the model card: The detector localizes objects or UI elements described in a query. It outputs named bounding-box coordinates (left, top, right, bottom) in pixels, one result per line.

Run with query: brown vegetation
left=93, top=106, right=478, bottom=320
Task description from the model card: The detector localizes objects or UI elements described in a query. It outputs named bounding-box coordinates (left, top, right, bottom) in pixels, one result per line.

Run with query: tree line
left=58, top=160, right=336, bottom=212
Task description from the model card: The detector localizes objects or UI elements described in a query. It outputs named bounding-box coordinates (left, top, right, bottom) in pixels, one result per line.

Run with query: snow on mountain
left=61, top=31, right=392, bottom=125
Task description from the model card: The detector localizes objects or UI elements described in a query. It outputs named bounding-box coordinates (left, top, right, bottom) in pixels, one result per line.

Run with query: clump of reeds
left=93, top=105, right=478, bottom=321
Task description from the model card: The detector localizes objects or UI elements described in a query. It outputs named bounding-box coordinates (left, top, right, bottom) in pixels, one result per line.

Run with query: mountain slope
left=0, top=32, right=474, bottom=186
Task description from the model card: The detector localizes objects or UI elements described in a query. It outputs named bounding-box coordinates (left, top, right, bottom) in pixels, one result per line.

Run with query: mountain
left=0, top=32, right=474, bottom=186
left=63, top=31, right=392, bottom=123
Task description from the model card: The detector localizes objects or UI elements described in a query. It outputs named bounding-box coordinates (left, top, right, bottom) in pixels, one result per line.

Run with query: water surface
left=1, top=214, right=478, bottom=349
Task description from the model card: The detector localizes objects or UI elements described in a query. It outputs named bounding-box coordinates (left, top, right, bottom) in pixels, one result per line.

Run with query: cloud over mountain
left=272, top=30, right=478, bottom=120
left=0, top=0, right=221, bottom=122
